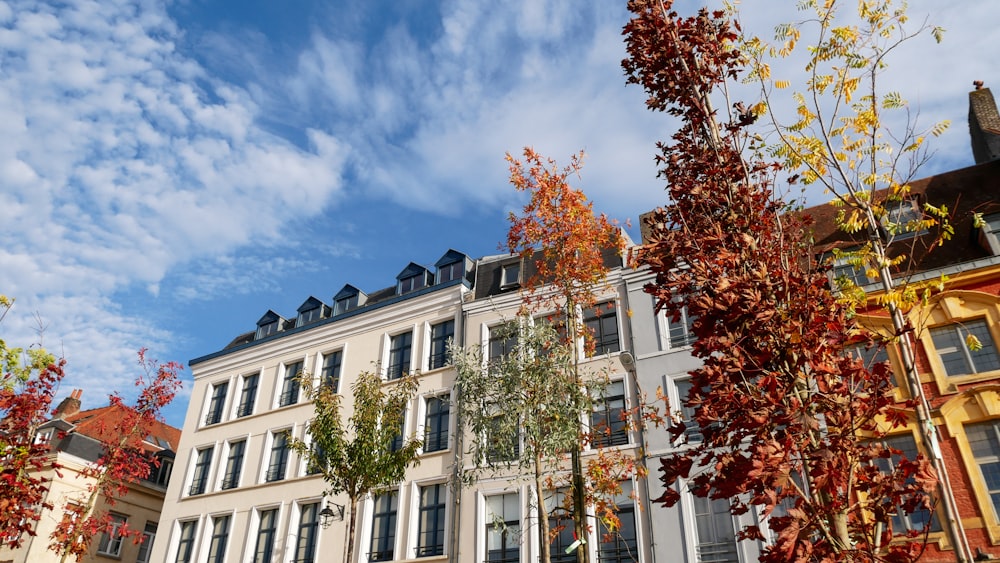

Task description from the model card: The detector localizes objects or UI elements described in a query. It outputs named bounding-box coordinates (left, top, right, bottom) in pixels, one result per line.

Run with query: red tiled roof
left=62, top=404, right=181, bottom=452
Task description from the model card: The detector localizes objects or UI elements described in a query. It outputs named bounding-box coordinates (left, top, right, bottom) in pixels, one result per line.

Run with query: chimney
left=54, top=389, right=82, bottom=419
left=969, top=81, right=1000, bottom=164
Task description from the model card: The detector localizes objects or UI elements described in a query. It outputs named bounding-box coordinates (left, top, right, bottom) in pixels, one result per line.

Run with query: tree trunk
left=536, top=452, right=551, bottom=563
left=345, top=496, right=357, bottom=563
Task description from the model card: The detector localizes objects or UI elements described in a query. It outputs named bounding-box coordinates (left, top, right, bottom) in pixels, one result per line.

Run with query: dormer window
left=255, top=311, right=284, bottom=340
left=501, top=262, right=521, bottom=288
left=882, top=199, right=926, bottom=240
left=399, top=273, right=426, bottom=294
left=296, top=297, right=326, bottom=327
left=333, top=284, right=366, bottom=316
left=978, top=212, right=1000, bottom=255
left=435, top=250, right=469, bottom=284
left=396, top=263, right=431, bottom=295
left=438, top=261, right=464, bottom=284
left=335, top=294, right=358, bottom=315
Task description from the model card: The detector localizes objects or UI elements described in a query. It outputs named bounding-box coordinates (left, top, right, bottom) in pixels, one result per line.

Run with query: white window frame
left=381, top=326, right=417, bottom=381
left=274, top=358, right=308, bottom=409
left=477, top=488, right=524, bottom=563
left=260, top=426, right=295, bottom=484
left=96, top=513, right=128, bottom=556
left=185, top=443, right=217, bottom=497
left=408, top=479, right=450, bottom=559
left=217, top=435, right=249, bottom=491
left=417, top=391, right=453, bottom=455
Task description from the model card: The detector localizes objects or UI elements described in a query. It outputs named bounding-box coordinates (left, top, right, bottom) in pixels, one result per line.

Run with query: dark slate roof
left=801, top=159, right=1000, bottom=273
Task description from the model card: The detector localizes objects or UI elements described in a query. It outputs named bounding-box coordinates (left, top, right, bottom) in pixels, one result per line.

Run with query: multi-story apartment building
left=0, top=390, right=180, bottom=563
left=149, top=250, right=476, bottom=563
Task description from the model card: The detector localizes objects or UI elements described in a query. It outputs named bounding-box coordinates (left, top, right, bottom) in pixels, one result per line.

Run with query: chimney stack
left=969, top=81, right=1000, bottom=164
left=54, top=389, right=82, bottom=419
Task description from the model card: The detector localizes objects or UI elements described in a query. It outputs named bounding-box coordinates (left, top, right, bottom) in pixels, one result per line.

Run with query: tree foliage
left=623, top=2, right=938, bottom=561
left=50, top=350, right=181, bottom=562
left=453, top=319, right=588, bottom=563
left=0, top=294, right=63, bottom=547
left=291, top=370, right=421, bottom=563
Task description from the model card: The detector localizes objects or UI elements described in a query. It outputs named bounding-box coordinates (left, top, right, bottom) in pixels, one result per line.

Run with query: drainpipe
left=448, top=300, right=470, bottom=563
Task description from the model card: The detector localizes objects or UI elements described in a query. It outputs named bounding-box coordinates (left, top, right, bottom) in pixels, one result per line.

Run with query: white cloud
left=0, top=0, right=349, bottom=408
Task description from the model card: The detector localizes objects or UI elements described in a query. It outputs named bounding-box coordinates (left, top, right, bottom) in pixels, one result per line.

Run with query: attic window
left=882, top=199, right=926, bottom=240
left=256, top=320, right=279, bottom=340
left=978, top=213, right=1000, bottom=255
left=335, top=294, right=358, bottom=315
left=438, top=261, right=464, bottom=284
left=399, top=273, right=426, bottom=294
left=297, top=306, right=322, bottom=326
left=501, top=262, right=521, bottom=288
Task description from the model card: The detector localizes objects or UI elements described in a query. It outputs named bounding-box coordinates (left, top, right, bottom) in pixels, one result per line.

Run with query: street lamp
left=319, top=501, right=345, bottom=529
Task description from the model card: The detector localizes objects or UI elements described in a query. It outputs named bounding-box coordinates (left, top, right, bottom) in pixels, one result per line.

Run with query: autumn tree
left=623, top=1, right=945, bottom=561
left=505, top=148, right=626, bottom=563
left=452, top=319, right=589, bottom=563
left=291, top=370, right=421, bottom=563
left=0, top=295, right=64, bottom=547
left=49, top=350, right=181, bottom=563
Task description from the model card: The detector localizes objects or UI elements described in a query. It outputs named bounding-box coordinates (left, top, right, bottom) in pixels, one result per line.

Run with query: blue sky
left=2, top=0, right=997, bottom=427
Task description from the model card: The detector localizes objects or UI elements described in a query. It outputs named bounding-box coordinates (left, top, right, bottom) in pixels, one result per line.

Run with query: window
left=279, top=361, right=304, bottom=407
left=501, top=262, right=521, bottom=288
left=387, top=332, right=412, bottom=380
left=966, top=420, right=1000, bottom=522
left=675, top=379, right=703, bottom=443
left=845, top=342, right=896, bottom=387
left=205, top=382, right=228, bottom=425
left=266, top=431, right=290, bottom=482
left=297, top=304, right=323, bottom=326
left=585, top=303, right=620, bottom=355
left=237, top=373, right=259, bottom=418
left=96, top=513, right=127, bottom=556
left=174, top=520, right=197, bottom=563
left=389, top=409, right=407, bottom=453
left=882, top=199, right=926, bottom=240
left=369, top=492, right=398, bottom=562
left=417, top=484, right=447, bottom=557
left=189, top=447, right=213, bottom=496
left=870, top=434, right=940, bottom=534
left=136, top=522, right=157, bottom=563
left=257, top=320, right=279, bottom=340
left=666, top=307, right=696, bottom=349
left=598, top=483, right=638, bottom=563
left=335, top=294, right=358, bottom=315
left=831, top=254, right=871, bottom=288
left=321, top=351, right=343, bottom=392
left=400, top=273, right=427, bottom=294
left=486, top=493, right=519, bottom=563
left=253, top=509, right=278, bottom=563
left=306, top=441, right=326, bottom=476
left=591, top=380, right=628, bottom=447
left=207, top=514, right=230, bottom=563
left=930, top=320, right=1000, bottom=376
left=489, top=325, right=517, bottom=364
left=548, top=489, right=576, bottom=563
left=424, top=395, right=450, bottom=453
left=486, top=410, right=519, bottom=464
left=295, top=503, right=319, bottom=563
left=979, top=212, right=1000, bottom=254
left=153, top=456, right=173, bottom=487
left=221, top=439, right=246, bottom=490
left=429, top=320, right=454, bottom=370
left=438, top=261, right=464, bottom=283
left=693, top=495, right=738, bottom=563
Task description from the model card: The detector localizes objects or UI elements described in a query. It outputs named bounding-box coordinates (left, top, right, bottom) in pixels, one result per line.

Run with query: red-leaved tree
left=0, top=294, right=64, bottom=547
left=623, top=2, right=934, bottom=561
left=49, top=350, right=181, bottom=563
